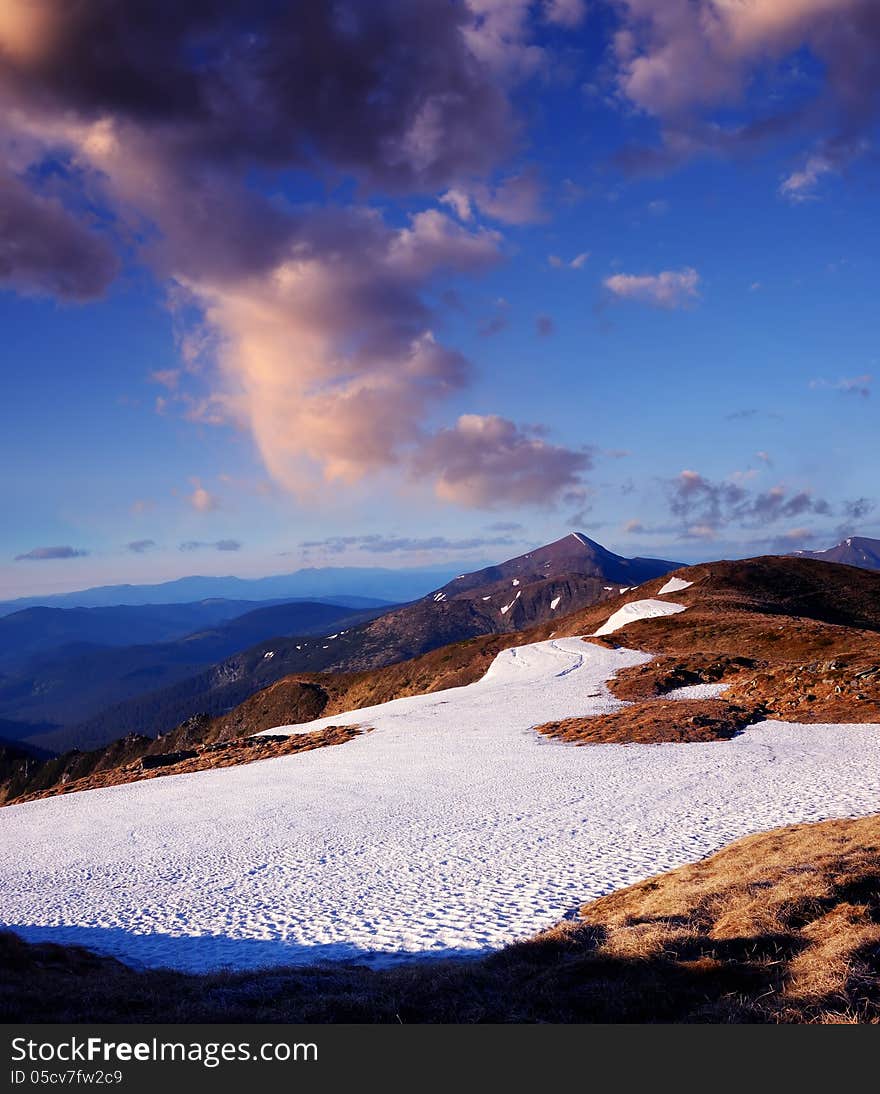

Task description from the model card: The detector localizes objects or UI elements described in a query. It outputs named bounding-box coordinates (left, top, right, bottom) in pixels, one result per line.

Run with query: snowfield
left=1, top=637, right=879, bottom=973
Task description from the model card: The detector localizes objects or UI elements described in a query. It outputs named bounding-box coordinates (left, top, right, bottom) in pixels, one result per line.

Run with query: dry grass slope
left=3, top=815, right=878, bottom=1023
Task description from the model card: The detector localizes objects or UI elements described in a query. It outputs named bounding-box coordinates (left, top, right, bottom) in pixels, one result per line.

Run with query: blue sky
left=1, top=1, right=877, bottom=597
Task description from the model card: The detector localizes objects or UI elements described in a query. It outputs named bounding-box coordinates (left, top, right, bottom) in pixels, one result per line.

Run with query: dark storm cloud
left=0, top=169, right=118, bottom=299
left=0, top=1, right=514, bottom=192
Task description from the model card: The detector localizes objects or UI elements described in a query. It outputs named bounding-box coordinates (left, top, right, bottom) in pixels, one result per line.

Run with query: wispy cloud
left=809, top=374, right=872, bottom=398
left=299, top=533, right=521, bottom=556
left=179, top=539, right=241, bottom=552
left=548, top=252, right=589, bottom=270
left=780, top=156, right=834, bottom=202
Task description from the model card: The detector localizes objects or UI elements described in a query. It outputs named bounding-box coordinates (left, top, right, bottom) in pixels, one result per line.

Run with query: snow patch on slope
left=592, top=598, right=687, bottom=637
left=658, top=576, right=694, bottom=596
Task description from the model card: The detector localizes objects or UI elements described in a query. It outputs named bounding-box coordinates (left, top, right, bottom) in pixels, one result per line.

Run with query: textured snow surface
left=1, top=638, right=879, bottom=974
left=658, top=576, right=694, bottom=595
left=592, top=598, right=687, bottom=636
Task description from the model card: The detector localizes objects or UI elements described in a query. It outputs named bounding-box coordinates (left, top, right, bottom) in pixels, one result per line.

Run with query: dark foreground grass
left=3, top=815, right=879, bottom=1024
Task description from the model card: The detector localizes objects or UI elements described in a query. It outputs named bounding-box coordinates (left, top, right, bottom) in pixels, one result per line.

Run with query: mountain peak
left=789, top=535, right=880, bottom=572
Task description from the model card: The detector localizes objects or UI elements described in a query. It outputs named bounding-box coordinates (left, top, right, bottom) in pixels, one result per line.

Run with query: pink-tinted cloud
left=414, top=414, right=592, bottom=508
left=610, top=0, right=880, bottom=181
left=188, top=480, right=219, bottom=513
left=0, top=2, right=583, bottom=508
left=604, top=267, right=700, bottom=308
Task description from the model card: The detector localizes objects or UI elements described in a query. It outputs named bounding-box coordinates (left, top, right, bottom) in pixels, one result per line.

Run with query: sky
left=1, top=0, right=878, bottom=597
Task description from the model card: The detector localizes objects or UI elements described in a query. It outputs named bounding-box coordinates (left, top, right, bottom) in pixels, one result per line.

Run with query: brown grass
left=7, top=726, right=360, bottom=805
left=3, top=814, right=878, bottom=1023
left=536, top=699, right=759, bottom=744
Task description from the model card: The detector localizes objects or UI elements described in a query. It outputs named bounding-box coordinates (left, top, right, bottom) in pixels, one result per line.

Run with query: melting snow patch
left=592, top=598, right=687, bottom=637
left=1, top=638, right=879, bottom=973
left=665, top=683, right=730, bottom=700
left=263, top=651, right=275, bottom=660
left=433, top=593, right=447, bottom=602
left=512, top=579, right=520, bottom=587
left=499, top=591, right=522, bottom=615
left=550, top=596, right=561, bottom=610
left=658, top=577, right=694, bottom=596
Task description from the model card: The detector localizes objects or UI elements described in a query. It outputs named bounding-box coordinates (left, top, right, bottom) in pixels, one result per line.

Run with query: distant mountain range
left=0, top=565, right=459, bottom=616
left=790, top=536, right=880, bottom=571
left=0, top=600, right=389, bottom=745
left=23, top=533, right=681, bottom=753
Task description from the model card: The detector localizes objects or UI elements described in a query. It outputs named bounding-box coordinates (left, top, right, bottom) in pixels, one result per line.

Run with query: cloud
left=838, top=497, right=876, bottom=536
left=780, top=155, right=835, bottom=201
left=179, top=539, right=241, bottom=552
left=544, top=0, right=587, bottom=29
left=548, top=252, right=589, bottom=270
left=0, top=168, right=118, bottom=300
left=623, top=519, right=645, bottom=534
left=0, top=0, right=562, bottom=503
left=604, top=267, right=700, bottom=308
left=468, top=168, right=546, bottom=224
left=299, top=533, right=521, bottom=556
left=809, top=374, right=872, bottom=398
left=149, top=370, right=181, bottom=390
left=536, top=314, right=555, bottom=336
left=610, top=0, right=880, bottom=183
left=126, top=539, right=157, bottom=553
left=15, top=545, right=88, bottom=561
left=0, top=2, right=516, bottom=192
left=413, top=414, right=593, bottom=509
left=771, top=527, right=818, bottom=551
left=439, top=189, right=474, bottom=222
left=188, top=481, right=219, bottom=512
left=478, top=315, right=509, bottom=337
left=463, top=0, right=546, bottom=78
left=485, top=520, right=524, bottom=533
left=666, top=469, right=833, bottom=535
